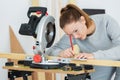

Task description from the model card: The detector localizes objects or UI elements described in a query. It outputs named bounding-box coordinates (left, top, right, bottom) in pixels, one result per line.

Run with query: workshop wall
left=0, top=0, right=120, bottom=80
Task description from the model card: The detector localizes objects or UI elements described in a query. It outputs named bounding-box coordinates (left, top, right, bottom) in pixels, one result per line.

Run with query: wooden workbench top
left=1, top=53, right=120, bottom=67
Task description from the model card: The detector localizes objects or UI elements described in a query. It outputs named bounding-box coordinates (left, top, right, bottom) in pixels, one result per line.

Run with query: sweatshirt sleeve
left=46, top=34, right=71, bottom=56
left=93, top=14, right=120, bottom=60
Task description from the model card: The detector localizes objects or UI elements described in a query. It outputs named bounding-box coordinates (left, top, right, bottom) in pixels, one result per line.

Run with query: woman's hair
left=60, top=4, right=92, bottom=29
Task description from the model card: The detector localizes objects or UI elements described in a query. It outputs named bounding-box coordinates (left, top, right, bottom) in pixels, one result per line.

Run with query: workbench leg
left=8, top=70, right=32, bottom=80
left=32, top=72, right=38, bottom=80
left=45, top=73, right=56, bottom=80
left=9, top=78, right=14, bottom=80
left=22, top=76, right=28, bottom=80
left=61, top=74, right=66, bottom=80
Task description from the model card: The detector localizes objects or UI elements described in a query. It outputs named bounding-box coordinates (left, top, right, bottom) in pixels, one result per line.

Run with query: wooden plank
left=32, top=0, right=39, bottom=6
left=9, top=26, right=25, bottom=65
left=45, top=72, right=56, bottom=80
left=0, top=53, right=33, bottom=60
left=1, top=53, right=120, bottom=67
left=58, top=0, right=65, bottom=38
left=9, top=26, right=25, bottom=63
left=68, top=0, right=76, bottom=4
left=9, top=26, right=24, bottom=53
left=58, top=2, right=65, bottom=79
left=71, top=59, right=120, bottom=67
left=47, top=56, right=120, bottom=67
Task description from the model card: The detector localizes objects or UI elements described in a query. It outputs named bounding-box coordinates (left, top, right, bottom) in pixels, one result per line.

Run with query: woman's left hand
left=74, top=53, right=95, bottom=60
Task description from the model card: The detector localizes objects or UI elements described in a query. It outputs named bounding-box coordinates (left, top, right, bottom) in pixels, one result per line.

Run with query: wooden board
left=71, top=59, right=120, bottom=67
left=1, top=53, right=120, bottom=67
left=9, top=26, right=24, bottom=53
left=48, top=56, right=120, bottom=67
left=32, top=0, right=39, bottom=6
left=68, top=0, right=76, bottom=4
left=0, top=53, right=33, bottom=60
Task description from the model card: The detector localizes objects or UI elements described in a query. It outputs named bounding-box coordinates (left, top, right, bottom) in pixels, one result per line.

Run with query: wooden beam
left=0, top=53, right=33, bottom=60
left=68, top=0, right=76, bottom=4
left=9, top=26, right=24, bottom=53
left=32, top=0, right=39, bottom=6
left=9, top=26, right=25, bottom=65
left=1, top=53, right=120, bottom=67
left=48, top=56, right=120, bottom=67
left=71, top=59, right=120, bottom=67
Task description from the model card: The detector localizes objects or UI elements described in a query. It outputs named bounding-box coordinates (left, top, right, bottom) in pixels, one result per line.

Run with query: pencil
left=69, top=35, right=73, bottom=50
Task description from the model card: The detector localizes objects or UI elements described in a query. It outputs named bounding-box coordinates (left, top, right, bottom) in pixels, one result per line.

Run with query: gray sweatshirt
left=46, top=14, right=120, bottom=80
left=47, top=14, right=120, bottom=61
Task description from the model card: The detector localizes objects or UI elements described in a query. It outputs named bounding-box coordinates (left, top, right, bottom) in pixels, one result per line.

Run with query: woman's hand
left=75, top=53, right=95, bottom=60
left=58, top=48, right=74, bottom=58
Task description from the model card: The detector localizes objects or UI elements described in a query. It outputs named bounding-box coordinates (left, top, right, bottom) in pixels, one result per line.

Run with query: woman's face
left=63, top=16, right=88, bottom=40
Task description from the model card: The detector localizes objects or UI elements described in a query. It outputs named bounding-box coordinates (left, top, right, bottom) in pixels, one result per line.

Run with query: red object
left=36, top=11, right=42, bottom=14
left=33, top=46, right=36, bottom=49
left=33, top=54, right=42, bottom=63
left=36, top=11, right=48, bottom=15
left=69, top=35, right=73, bottom=50
left=46, top=12, right=48, bottom=15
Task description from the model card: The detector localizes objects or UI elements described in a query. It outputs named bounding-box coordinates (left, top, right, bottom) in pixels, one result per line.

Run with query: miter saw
left=19, top=7, right=70, bottom=69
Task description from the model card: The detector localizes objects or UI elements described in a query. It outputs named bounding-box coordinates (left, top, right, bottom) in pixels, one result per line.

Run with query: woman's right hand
left=58, top=48, right=74, bottom=58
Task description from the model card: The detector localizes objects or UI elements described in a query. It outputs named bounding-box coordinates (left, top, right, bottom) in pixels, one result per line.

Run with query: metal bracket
left=8, top=70, right=32, bottom=80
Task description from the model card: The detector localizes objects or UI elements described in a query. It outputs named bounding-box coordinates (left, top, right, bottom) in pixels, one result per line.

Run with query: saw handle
left=27, top=7, right=47, bottom=18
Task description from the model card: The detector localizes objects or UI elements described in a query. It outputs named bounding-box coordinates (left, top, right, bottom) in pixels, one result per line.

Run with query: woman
left=47, top=4, right=120, bottom=80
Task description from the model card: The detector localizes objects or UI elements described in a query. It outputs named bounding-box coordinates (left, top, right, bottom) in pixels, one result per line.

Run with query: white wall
left=0, top=0, right=120, bottom=80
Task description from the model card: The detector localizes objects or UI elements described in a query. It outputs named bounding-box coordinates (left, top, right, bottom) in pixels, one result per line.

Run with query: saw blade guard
left=35, top=15, right=56, bottom=55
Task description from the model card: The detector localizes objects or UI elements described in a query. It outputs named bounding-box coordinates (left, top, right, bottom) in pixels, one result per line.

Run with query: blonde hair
left=60, top=4, right=92, bottom=29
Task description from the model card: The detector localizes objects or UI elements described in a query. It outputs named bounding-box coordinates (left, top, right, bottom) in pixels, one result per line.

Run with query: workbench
left=2, top=53, right=120, bottom=80
left=3, top=65, right=94, bottom=80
